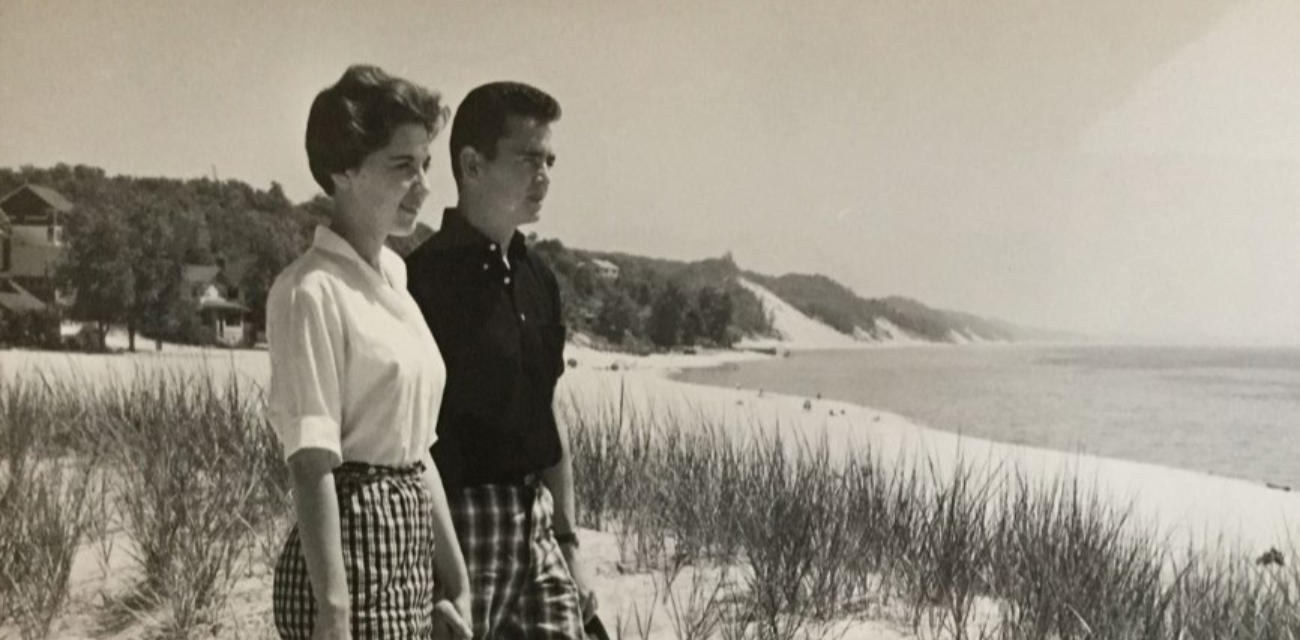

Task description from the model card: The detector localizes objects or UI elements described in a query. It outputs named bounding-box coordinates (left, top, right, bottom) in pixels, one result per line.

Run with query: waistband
left=333, top=460, right=425, bottom=482
left=447, top=471, right=541, bottom=492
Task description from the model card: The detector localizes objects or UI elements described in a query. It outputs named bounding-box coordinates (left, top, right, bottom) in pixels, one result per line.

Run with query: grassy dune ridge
left=0, top=353, right=1298, bottom=638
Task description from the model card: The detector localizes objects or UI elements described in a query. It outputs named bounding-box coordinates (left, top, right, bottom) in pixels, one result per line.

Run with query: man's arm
left=540, top=404, right=597, bottom=621
left=540, top=406, right=577, bottom=540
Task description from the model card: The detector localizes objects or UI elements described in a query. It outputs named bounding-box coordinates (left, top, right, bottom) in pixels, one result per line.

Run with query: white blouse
left=266, top=225, right=445, bottom=469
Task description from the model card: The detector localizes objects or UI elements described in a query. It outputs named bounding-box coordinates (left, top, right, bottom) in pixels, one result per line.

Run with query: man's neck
left=456, top=203, right=516, bottom=257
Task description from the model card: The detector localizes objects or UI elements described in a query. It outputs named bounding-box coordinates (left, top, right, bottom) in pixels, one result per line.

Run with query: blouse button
left=482, top=263, right=490, bottom=271
left=504, top=276, right=512, bottom=285
left=519, top=313, right=527, bottom=322
left=489, top=243, right=498, bottom=252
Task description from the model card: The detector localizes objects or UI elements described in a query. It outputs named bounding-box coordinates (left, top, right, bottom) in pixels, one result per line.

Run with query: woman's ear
left=330, top=170, right=352, bottom=195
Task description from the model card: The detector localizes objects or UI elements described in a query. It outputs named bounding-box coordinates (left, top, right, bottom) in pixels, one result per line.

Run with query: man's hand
left=561, top=542, right=598, bottom=622
left=432, top=595, right=473, bottom=640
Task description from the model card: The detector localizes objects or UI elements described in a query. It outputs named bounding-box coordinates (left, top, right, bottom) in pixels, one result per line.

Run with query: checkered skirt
left=272, top=462, right=437, bottom=639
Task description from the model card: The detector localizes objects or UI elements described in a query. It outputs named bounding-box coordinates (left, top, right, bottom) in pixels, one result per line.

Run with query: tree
left=594, top=290, right=637, bottom=344
left=58, top=202, right=135, bottom=349
left=239, top=209, right=314, bottom=341
left=647, top=282, right=687, bottom=349
left=123, top=201, right=189, bottom=352
left=697, top=287, right=735, bottom=346
left=680, top=306, right=704, bottom=346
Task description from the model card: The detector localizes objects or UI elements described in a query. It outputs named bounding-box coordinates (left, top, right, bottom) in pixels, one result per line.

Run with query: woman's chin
left=390, top=216, right=420, bottom=237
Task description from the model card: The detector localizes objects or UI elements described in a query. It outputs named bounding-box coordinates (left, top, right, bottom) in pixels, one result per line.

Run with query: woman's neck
left=329, top=217, right=385, bottom=271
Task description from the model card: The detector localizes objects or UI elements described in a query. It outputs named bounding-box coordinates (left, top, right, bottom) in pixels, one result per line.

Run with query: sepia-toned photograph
left=2, top=1, right=1300, bottom=638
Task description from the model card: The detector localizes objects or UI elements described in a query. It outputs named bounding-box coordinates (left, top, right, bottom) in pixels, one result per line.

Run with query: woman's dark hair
left=306, top=65, right=448, bottom=195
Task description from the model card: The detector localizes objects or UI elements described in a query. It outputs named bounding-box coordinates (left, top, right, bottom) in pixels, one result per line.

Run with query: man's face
left=338, top=122, right=433, bottom=237
left=477, top=115, right=556, bottom=228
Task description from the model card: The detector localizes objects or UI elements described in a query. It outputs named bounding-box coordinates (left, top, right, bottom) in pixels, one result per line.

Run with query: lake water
left=676, top=345, right=1300, bottom=490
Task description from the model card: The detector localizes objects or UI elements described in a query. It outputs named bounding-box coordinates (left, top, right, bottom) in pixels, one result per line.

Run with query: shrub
left=0, top=308, right=62, bottom=350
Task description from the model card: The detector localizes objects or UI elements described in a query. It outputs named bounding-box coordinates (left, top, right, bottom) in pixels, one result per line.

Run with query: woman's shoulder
left=268, top=249, right=351, bottom=306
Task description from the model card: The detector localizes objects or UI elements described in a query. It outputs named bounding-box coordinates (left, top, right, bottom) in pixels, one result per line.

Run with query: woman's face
left=339, top=123, right=434, bottom=237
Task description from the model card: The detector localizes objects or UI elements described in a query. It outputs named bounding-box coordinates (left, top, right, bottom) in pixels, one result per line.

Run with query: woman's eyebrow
left=389, top=152, right=427, bottom=164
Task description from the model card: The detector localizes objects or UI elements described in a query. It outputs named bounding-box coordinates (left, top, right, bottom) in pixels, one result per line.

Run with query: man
left=407, top=81, right=595, bottom=640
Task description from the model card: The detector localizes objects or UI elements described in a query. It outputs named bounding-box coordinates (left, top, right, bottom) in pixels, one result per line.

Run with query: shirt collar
left=312, top=225, right=402, bottom=288
left=436, top=208, right=528, bottom=260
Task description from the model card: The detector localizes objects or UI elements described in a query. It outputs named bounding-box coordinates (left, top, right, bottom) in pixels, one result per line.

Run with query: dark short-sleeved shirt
left=406, top=208, right=567, bottom=489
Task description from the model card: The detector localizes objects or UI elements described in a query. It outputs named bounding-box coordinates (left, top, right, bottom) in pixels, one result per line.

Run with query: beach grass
left=1, top=363, right=1298, bottom=638
left=560, top=387, right=1300, bottom=640
left=1, top=368, right=288, bottom=638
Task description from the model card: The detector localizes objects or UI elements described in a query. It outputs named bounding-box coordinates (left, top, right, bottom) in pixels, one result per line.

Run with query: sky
left=3, top=0, right=1299, bottom=345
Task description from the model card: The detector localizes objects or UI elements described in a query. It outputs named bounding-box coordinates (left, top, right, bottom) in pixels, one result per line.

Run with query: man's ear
left=458, top=147, right=482, bottom=182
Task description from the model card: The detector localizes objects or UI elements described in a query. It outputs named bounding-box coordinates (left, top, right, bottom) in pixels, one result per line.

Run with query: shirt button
left=519, top=313, right=526, bottom=322
left=489, top=243, right=498, bottom=252
left=504, top=276, right=512, bottom=285
left=482, top=263, right=490, bottom=271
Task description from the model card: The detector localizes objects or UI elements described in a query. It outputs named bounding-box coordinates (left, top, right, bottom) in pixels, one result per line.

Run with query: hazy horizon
left=4, top=0, right=1299, bottom=345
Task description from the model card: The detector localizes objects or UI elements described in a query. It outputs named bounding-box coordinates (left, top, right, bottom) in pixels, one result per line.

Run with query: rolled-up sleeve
left=266, top=281, right=345, bottom=467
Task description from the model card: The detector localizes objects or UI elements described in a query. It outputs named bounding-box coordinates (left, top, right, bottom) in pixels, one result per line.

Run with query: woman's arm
left=422, top=460, right=473, bottom=638
left=288, top=449, right=351, bottom=635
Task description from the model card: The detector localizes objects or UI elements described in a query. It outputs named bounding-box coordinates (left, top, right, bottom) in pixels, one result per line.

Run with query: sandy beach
left=4, top=330, right=1300, bottom=638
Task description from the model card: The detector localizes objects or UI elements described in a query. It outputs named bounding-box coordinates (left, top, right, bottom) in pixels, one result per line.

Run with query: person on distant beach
left=406, top=81, right=596, bottom=640
left=266, top=65, right=472, bottom=640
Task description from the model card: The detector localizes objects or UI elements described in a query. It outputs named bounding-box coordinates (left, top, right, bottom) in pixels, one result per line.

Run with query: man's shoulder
left=522, top=249, right=560, bottom=289
left=404, top=230, right=448, bottom=265
left=406, top=231, right=469, bottom=275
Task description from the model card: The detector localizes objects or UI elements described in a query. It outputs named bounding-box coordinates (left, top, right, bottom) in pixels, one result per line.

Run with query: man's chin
left=521, top=201, right=544, bottom=224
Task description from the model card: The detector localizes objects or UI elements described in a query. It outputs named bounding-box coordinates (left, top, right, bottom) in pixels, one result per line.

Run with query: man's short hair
left=306, top=64, right=448, bottom=195
left=449, top=82, right=562, bottom=185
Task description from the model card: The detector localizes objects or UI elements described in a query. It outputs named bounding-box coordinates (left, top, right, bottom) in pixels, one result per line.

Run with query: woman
left=267, top=65, right=471, bottom=639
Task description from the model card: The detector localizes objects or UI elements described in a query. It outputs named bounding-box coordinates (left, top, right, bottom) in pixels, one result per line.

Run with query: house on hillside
left=0, top=278, right=47, bottom=317
left=0, top=184, right=73, bottom=278
left=0, top=184, right=74, bottom=303
left=588, top=258, right=620, bottom=280
left=183, top=261, right=248, bottom=346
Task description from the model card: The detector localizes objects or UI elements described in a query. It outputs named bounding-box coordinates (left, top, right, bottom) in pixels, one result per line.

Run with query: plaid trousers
left=273, top=462, right=437, bottom=639
left=450, top=481, right=585, bottom=640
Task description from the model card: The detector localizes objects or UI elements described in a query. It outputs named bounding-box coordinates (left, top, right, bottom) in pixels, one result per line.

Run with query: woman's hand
left=432, top=595, right=473, bottom=640
left=312, top=605, right=352, bottom=640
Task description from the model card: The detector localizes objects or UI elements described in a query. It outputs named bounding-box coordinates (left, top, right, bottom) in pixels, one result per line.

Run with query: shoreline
left=665, top=341, right=1300, bottom=493
left=562, top=342, right=1300, bottom=556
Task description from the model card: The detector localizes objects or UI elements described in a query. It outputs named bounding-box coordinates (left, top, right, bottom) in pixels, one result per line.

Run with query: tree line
left=3, top=164, right=775, bottom=353
left=0, top=164, right=319, bottom=350
left=529, top=240, right=773, bottom=352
